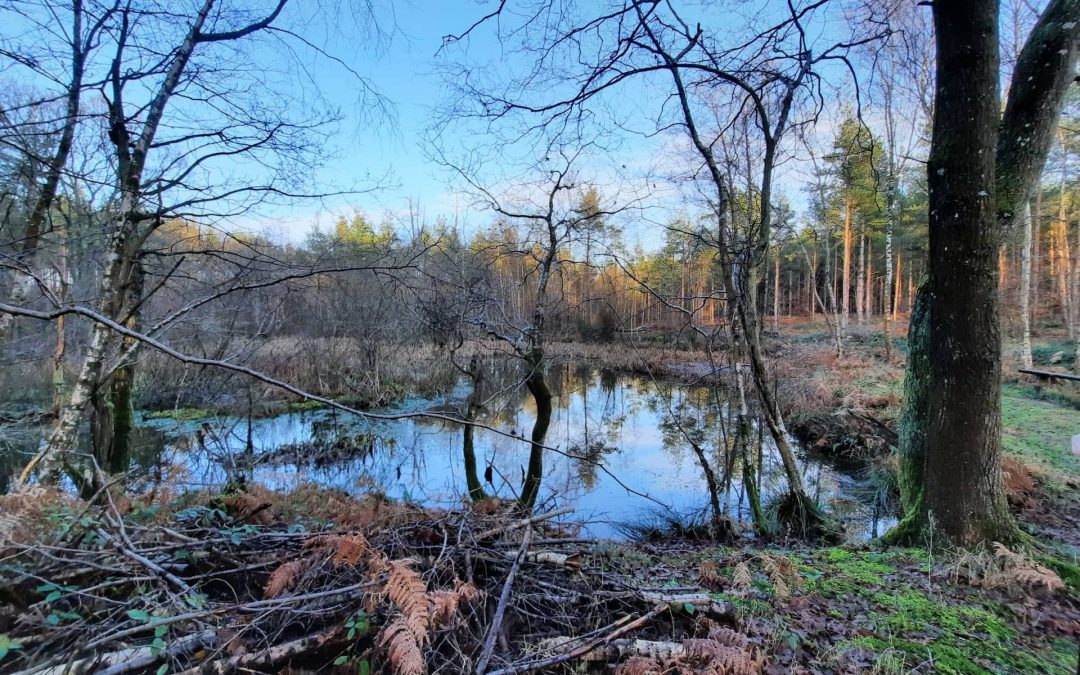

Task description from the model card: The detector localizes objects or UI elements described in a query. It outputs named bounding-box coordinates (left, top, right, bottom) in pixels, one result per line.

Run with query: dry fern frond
left=378, top=618, right=426, bottom=675
left=758, top=553, right=799, bottom=599
left=264, top=559, right=308, bottom=599
left=613, top=656, right=662, bottom=675
left=731, top=562, right=752, bottom=594
left=698, top=560, right=724, bottom=590
left=431, top=580, right=482, bottom=628
left=223, top=492, right=273, bottom=525
left=385, top=560, right=434, bottom=643
left=982, top=542, right=1064, bottom=593
left=334, top=534, right=372, bottom=567
left=707, top=626, right=751, bottom=650
left=681, top=635, right=763, bottom=675
left=303, top=533, right=372, bottom=567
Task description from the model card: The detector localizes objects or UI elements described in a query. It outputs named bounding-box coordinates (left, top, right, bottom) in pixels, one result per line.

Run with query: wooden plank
left=1018, top=368, right=1080, bottom=383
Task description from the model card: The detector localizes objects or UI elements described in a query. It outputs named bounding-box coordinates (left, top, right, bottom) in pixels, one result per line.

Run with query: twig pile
left=0, top=487, right=742, bottom=674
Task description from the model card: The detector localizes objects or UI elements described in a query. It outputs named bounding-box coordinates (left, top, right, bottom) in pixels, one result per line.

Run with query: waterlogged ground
left=130, top=365, right=894, bottom=540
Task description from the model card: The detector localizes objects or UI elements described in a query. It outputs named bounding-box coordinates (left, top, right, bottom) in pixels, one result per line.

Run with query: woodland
left=0, top=0, right=1079, bottom=673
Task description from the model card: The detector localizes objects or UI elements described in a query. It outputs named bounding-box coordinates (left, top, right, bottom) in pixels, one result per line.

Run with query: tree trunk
left=1054, top=137, right=1073, bottom=336
left=920, top=0, right=1016, bottom=546
left=0, top=0, right=86, bottom=339
left=519, top=352, right=552, bottom=511
left=773, top=248, right=780, bottom=331
left=92, top=258, right=143, bottom=478
left=1033, top=188, right=1042, bottom=327
left=857, top=231, right=865, bottom=323
left=463, top=355, right=488, bottom=502
left=1020, top=199, right=1034, bottom=369
left=842, top=196, right=853, bottom=328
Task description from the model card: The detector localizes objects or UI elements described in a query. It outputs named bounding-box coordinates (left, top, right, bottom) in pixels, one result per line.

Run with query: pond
left=120, top=364, right=896, bottom=541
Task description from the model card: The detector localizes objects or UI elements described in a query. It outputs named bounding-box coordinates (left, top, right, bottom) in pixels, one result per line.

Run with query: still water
left=133, top=365, right=895, bottom=540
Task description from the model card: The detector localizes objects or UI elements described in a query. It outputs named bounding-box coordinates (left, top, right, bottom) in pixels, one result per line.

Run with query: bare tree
left=441, top=0, right=888, bottom=534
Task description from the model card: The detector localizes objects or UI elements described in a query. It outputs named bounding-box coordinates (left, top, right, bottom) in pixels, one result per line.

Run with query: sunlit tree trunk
left=1020, top=199, right=1035, bottom=369
left=857, top=231, right=865, bottom=323
left=842, top=196, right=853, bottom=328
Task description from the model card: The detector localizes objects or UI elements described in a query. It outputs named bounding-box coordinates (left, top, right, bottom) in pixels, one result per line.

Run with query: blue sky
left=244, top=0, right=865, bottom=249
left=245, top=1, right=518, bottom=243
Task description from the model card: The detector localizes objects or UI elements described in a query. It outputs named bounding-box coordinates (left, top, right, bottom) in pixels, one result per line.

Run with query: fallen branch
left=485, top=603, right=670, bottom=674
left=476, top=526, right=532, bottom=674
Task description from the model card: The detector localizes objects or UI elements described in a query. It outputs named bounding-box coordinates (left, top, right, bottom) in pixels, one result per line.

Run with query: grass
left=1000, top=383, right=1080, bottom=481
left=1031, top=340, right=1077, bottom=369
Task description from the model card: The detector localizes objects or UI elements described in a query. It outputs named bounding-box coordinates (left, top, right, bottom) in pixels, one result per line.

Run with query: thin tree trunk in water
left=1021, top=200, right=1035, bottom=369
left=92, top=259, right=143, bottom=478
left=21, top=213, right=134, bottom=485
left=519, top=352, right=551, bottom=510
left=463, top=355, right=487, bottom=502
left=734, top=363, right=765, bottom=535
left=887, top=281, right=930, bottom=543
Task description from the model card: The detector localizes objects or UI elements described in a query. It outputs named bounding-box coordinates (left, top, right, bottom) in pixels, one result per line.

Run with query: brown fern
left=698, top=560, right=724, bottom=590
left=378, top=618, right=426, bottom=675
left=223, top=492, right=273, bottom=525
left=758, top=553, right=799, bottom=599
left=612, top=656, right=662, bottom=675
left=263, top=559, right=308, bottom=599
left=983, top=542, right=1064, bottom=593
left=707, top=626, right=751, bottom=650
left=731, top=561, right=752, bottom=594
left=385, top=560, right=435, bottom=644
left=303, top=533, right=373, bottom=568
left=432, top=580, right=482, bottom=628
left=682, top=634, right=763, bottom=675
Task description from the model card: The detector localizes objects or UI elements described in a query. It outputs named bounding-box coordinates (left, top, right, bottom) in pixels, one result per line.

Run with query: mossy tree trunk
left=890, top=0, right=1078, bottom=546
left=91, top=258, right=143, bottom=480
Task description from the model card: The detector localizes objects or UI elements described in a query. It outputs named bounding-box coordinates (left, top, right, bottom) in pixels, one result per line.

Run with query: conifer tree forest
left=0, top=1, right=1079, bottom=673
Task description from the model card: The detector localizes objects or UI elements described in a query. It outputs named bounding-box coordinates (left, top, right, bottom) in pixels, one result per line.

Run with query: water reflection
left=128, top=365, right=896, bottom=540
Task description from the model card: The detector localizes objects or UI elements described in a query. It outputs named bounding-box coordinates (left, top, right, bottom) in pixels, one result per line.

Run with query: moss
left=832, top=584, right=1071, bottom=674
left=1030, top=340, right=1076, bottom=369
left=869, top=590, right=1011, bottom=641
left=710, top=592, right=772, bottom=617
left=286, top=399, right=327, bottom=413
left=839, top=634, right=1073, bottom=675
left=143, top=407, right=212, bottom=421
left=803, top=549, right=898, bottom=597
